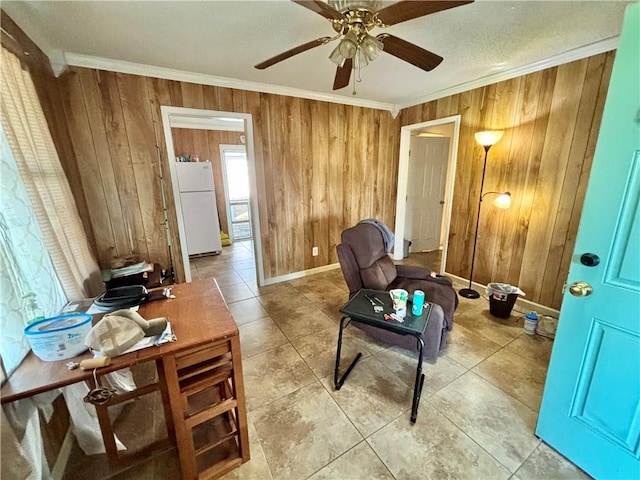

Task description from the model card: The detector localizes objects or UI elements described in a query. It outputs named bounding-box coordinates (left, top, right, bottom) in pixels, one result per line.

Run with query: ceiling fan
left=255, top=0, right=474, bottom=92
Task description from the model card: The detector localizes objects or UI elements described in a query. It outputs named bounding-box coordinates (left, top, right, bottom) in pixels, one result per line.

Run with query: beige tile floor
left=64, top=241, right=591, bottom=479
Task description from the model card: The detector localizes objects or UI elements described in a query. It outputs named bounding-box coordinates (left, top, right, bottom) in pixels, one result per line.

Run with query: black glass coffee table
left=334, top=288, right=432, bottom=423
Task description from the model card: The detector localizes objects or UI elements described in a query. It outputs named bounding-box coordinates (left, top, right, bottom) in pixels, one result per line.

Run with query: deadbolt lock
left=569, top=281, right=593, bottom=297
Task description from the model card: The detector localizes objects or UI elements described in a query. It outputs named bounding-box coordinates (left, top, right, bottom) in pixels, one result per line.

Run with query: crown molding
left=398, top=35, right=620, bottom=109
left=63, top=52, right=398, bottom=113
left=60, top=33, right=618, bottom=116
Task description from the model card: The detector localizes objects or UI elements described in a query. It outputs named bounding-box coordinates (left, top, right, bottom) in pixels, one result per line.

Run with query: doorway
left=160, top=106, right=264, bottom=286
left=406, top=135, right=450, bottom=252
left=219, top=145, right=253, bottom=242
left=393, top=115, right=461, bottom=272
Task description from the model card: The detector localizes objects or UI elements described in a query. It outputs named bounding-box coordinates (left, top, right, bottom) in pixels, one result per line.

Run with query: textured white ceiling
left=2, top=0, right=632, bottom=108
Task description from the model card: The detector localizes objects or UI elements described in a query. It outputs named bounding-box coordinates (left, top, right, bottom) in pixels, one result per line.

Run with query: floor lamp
left=459, top=130, right=511, bottom=299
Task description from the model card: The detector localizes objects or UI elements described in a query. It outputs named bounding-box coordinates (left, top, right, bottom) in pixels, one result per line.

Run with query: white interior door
left=406, top=136, right=449, bottom=252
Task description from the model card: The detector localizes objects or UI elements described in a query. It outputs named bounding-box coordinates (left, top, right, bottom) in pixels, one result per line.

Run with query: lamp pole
left=459, top=144, right=491, bottom=299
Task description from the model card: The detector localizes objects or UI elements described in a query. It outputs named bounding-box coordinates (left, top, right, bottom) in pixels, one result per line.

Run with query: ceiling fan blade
left=375, top=1, right=474, bottom=26
left=255, top=37, right=331, bottom=69
left=292, top=0, right=345, bottom=21
left=378, top=34, right=443, bottom=71
left=333, top=58, right=353, bottom=90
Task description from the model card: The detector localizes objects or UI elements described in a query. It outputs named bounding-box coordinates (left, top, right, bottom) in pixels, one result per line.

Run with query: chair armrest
left=395, top=265, right=453, bottom=287
left=395, top=265, right=431, bottom=280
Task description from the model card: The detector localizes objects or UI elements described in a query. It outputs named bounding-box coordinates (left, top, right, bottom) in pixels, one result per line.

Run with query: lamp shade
left=493, top=192, right=511, bottom=209
left=475, top=130, right=504, bottom=147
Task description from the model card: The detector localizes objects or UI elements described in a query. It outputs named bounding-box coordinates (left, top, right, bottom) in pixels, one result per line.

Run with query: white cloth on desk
left=61, top=368, right=135, bottom=455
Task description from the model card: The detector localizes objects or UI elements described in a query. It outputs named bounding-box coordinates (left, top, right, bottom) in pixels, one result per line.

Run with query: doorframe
left=393, top=115, right=461, bottom=273
left=219, top=144, right=251, bottom=243
left=160, top=106, right=265, bottom=286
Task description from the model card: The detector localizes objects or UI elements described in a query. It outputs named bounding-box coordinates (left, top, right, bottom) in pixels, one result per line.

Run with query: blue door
left=536, top=4, right=640, bottom=478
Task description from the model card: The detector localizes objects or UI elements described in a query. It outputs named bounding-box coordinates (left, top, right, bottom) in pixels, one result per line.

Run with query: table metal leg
left=334, top=316, right=362, bottom=390
left=410, top=335, right=426, bottom=423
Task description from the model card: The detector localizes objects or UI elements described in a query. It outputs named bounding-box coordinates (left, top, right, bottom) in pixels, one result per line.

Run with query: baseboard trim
left=52, top=427, right=73, bottom=480
left=262, top=263, right=341, bottom=285
left=446, top=273, right=560, bottom=318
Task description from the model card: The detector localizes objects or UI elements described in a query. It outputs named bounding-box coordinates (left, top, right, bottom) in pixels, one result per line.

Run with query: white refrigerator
left=175, top=161, right=222, bottom=255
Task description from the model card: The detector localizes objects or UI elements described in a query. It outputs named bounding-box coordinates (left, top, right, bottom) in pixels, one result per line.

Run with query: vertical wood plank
left=519, top=59, right=588, bottom=299
left=117, top=72, right=169, bottom=267
left=300, top=99, right=313, bottom=270
left=77, top=68, right=130, bottom=257
left=311, top=100, right=330, bottom=267
left=328, top=103, right=346, bottom=264
left=179, top=82, right=204, bottom=109
left=59, top=69, right=117, bottom=266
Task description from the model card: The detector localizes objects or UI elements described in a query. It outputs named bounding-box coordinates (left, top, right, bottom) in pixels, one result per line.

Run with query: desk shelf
left=164, top=336, right=249, bottom=479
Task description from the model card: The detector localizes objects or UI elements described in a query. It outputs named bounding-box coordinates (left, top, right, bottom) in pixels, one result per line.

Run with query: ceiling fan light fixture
left=361, top=34, right=383, bottom=61
left=338, top=30, right=358, bottom=58
left=329, top=44, right=347, bottom=67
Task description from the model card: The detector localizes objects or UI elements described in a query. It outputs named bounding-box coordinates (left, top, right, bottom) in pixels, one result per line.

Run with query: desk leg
left=155, top=359, right=175, bottom=441
left=334, top=316, right=362, bottom=390
left=230, top=334, right=250, bottom=464
left=410, top=336, right=426, bottom=424
left=88, top=376, right=120, bottom=467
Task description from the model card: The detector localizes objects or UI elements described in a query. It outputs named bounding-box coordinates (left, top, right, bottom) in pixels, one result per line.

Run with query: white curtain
left=0, top=125, right=67, bottom=374
left=0, top=47, right=101, bottom=301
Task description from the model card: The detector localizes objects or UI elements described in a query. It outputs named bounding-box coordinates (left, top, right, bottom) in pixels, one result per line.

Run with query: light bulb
left=329, top=45, right=346, bottom=67
left=493, top=192, right=511, bottom=209
left=361, top=35, right=383, bottom=61
left=338, top=31, right=358, bottom=59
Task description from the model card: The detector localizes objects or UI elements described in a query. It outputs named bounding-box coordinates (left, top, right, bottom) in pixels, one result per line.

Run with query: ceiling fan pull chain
left=352, top=68, right=357, bottom=96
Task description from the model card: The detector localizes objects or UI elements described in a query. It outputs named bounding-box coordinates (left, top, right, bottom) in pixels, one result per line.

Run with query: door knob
left=569, top=281, right=593, bottom=297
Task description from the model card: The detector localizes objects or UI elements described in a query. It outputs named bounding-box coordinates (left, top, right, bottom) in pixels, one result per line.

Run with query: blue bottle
left=412, top=290, right=425, bottom=316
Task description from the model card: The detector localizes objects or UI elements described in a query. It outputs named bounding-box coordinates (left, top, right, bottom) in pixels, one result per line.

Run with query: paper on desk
left=119, top=322, right=175, bottom=355
left=85, top=303, right=139, bottom=315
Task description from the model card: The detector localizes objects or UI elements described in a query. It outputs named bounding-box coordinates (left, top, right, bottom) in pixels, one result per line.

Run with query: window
left=0, top=126, right=67, bottom=374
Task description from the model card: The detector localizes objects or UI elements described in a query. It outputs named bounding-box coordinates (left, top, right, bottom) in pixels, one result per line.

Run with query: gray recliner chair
left=336, top=222, right=458, bottom=359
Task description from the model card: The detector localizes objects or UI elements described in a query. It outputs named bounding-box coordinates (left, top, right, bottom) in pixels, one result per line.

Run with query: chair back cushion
left=336, top=243, right=363, bottom=294
left=340, top=223, right=397, bottom=290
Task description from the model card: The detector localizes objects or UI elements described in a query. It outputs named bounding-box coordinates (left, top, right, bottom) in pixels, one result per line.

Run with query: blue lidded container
left=24, top=313, right=93, bottom=361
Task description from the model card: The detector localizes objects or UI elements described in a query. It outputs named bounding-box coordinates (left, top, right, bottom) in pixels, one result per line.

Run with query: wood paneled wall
left=52, top=67, right=400, bottom=281
left=402, top=52, right=614, bottom=309
left=171, top=128, right=244, bottom=235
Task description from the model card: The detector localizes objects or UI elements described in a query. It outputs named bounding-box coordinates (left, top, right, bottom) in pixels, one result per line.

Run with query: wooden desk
left=1, top=279, right=250, bottom=479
